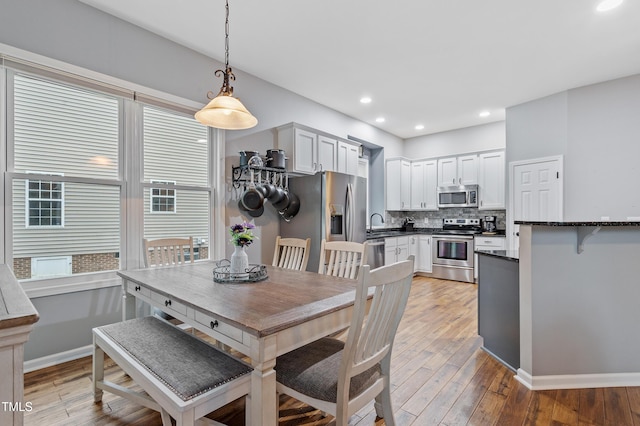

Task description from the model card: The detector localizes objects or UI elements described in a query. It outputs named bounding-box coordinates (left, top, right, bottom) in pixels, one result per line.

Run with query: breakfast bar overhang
left=516, top=221, right=640, bottom=390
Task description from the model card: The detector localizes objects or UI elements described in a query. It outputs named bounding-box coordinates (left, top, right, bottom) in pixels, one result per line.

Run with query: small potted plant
left=229, top=222, right=255, bottom=275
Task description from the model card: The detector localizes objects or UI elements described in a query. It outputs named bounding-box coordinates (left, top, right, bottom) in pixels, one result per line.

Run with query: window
left=2, top=60, right=215, bottom=291
left=143, top=106, right=209, bottom=260
left=10, top=73, right=121, bottom=280
left=150, top=180, right=176, bottom=213
left=27, top=177, right=64, bottom=227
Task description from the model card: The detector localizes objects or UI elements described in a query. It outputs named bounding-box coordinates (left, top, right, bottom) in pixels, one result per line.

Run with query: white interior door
left=510, top=156, right=563, bottom=250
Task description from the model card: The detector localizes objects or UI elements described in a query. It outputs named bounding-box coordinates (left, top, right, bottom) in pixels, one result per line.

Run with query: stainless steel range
left=431, top=218, right=481, bottom=283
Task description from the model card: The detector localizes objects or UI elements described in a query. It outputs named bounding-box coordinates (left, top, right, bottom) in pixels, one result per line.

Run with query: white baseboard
left=24, top=344, right=93, bottom=373
left=516, top=368, right=640, bottom=390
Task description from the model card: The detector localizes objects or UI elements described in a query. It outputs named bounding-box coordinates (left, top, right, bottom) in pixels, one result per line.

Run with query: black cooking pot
left=247, top=205, right=264, bottom=218
left=239, top=150, right=260, bottom=167
left=272, top=190, right=290, bottom=211
left=281, top=192, right=300, bottom=221
left=266, top=149, right=286, bottom=169
left=241, top=187, right=264, bottom=210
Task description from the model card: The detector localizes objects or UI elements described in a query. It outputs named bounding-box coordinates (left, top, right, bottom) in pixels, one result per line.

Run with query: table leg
left=248, top=335, right=278, bottom=426
left=121, top=279, right=136, bottom=321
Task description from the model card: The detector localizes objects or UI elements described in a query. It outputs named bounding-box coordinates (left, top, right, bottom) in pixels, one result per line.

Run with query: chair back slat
left=144, top=237, right=194, bottom=268
left=272, top=237, right=311, bottom=271
left=318, top=240, right=368, bottom=279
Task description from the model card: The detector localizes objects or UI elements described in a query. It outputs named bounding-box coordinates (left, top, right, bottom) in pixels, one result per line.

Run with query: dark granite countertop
left=515, top=221, right=640, bottom=227
left=366, top=227, right=438, bottom=240
left=476, top=249, right=519, bottom=262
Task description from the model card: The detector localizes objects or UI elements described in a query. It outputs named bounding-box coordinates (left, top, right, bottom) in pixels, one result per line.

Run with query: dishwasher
left=366, top=238, right=385, bottom=270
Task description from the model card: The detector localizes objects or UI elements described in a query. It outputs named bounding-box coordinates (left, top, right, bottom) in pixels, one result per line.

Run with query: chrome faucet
left=369, top=212, right=385, bottom=232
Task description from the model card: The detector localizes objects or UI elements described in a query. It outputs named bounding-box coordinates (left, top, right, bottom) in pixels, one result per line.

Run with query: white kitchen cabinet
left=337, top=140, right=359, bottom=175
left=474, top=235, right=506, bottom=280
left=408, top=235, right=432, bottom=273
left=417, top=235, right=432, bottom=273
left=437, top=154, right=478, bottom=186
left=317, top=135, right=337, bottom=172
left=386, top=159, right=411, bottom=210
left=385, top=236, right=409, bottom=265
left=478, top=151, right=505, bottom=210
left=277, top=123, right=337, bottom=174
left=410, top=160, right=438, bottom=210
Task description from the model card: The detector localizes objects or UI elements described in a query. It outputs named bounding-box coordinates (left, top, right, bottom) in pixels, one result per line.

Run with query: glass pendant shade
left=195, top=94, right=258, bottom=130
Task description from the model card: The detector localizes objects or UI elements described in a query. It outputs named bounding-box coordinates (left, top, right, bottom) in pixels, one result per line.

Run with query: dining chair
left=318, top=239, right=368, bottom=279
left=143, top=236, right=194, bottom=332
left=272, top=236, right=311, bottom=271
left=143, top=237, right=194, bottom=268
left=275, top=256, right=415, bottom=426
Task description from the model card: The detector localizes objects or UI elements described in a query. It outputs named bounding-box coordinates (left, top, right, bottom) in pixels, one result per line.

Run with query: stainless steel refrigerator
left=280, top=171, right=367, bottom=272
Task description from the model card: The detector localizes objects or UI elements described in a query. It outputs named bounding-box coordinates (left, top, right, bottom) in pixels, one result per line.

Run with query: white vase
left=230, top=245, right=249, bottom=276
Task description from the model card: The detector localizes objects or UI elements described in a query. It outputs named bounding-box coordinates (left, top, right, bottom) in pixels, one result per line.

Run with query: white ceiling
left=78, top=0, right=640, bottom=139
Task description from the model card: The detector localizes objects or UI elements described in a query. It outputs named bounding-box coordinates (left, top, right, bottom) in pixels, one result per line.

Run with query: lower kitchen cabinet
left=406, top=235, right=433, bottom=273
left=417, top=235, right=432, bottom=273
left=385, top=236, right=409, bottom=266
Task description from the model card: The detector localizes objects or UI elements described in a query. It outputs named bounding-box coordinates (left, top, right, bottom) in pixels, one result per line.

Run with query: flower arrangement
left=229, top=222, right=256, bottom=247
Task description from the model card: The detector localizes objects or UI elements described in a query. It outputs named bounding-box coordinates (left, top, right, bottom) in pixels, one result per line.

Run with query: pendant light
left=195, top=0, right=257, bottom=130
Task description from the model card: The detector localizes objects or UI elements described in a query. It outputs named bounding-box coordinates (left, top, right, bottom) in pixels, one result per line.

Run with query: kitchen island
left=516, top=221, right=640, bottom=390
left=476, top=250, right=519, bottom=371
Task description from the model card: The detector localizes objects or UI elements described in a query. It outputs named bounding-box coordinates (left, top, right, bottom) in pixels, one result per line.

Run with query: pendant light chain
left=224, top=0, right=230, bottom=70
left=211, top=0, right=235, bottom=98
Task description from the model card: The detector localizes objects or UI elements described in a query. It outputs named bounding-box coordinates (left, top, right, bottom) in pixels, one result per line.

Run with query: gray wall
left=0, top=0, right=402, bottom=363
left=403, top=121, right=506, bottom=159
left=506, top=74, right=640, bottom=221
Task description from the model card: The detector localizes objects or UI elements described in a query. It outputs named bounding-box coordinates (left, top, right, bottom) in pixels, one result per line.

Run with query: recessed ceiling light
left=415, top=124, right=425, bottom=130
left=596, top=0, right=623, bottom=12
left=360, top=97, right=372, bottom=104
left=479, top=111, right=491, bottom=118
left=375, top=117, right=385, bottom=123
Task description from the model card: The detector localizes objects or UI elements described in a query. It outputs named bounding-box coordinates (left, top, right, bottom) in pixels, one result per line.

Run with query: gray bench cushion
left=275, top=337, right=381, bottom=402
left=98, top=316, right=251, bottom=401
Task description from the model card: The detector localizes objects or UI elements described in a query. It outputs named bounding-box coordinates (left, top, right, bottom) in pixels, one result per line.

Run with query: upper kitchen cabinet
left=386, top=158, right=411, bottom=210
left=337, top=140, right=359, bottom=175
left=277, top=123, right=335, bottom=175
left=277, top=123, right=362, bottom=176
left=478, top=151, right=505, bottom=210
left=410, top=160, right=438, bottom=210
left=437, top=154, right=478, bottom=186
left=316, top=134, right=337, bottom=172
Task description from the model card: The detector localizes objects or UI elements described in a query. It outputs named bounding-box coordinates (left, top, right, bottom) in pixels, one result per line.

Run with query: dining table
left=117, top=261, right=362, bottom=426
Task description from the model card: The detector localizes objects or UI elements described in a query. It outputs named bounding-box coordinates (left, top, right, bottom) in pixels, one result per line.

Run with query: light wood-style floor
left=24, top=275, right=640, bottom=425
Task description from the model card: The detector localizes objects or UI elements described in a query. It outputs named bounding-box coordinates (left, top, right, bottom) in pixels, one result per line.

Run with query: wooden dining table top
left=117, top=262, right=359, bottom=338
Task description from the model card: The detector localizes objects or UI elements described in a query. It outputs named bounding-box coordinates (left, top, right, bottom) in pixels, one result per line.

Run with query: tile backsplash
left=386, top=209, right=506, bottom=230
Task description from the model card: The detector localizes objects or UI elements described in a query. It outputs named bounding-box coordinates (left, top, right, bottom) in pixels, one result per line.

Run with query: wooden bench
left=92, top=316, right=252, bottom=426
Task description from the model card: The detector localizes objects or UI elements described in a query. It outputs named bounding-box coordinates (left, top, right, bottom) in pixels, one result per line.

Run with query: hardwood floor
left=23, top=276, right=640, bottom=425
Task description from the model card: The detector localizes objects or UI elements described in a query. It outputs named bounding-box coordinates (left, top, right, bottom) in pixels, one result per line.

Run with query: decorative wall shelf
left=231, top=165, right=288, bottom=189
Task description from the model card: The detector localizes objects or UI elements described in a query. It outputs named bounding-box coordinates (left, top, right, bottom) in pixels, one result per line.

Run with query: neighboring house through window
left=150, top=180, right=176, bottom=213
left=26, top=173, right=64, bottom=227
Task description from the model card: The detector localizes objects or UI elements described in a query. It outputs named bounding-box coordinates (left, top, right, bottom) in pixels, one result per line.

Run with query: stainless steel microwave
left=437, top=185, right=478, bottom=208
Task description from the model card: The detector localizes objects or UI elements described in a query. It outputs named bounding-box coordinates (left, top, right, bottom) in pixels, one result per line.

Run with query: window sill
left=21, top=271, right=122, bottom=298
